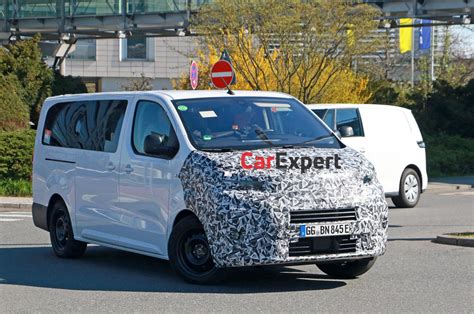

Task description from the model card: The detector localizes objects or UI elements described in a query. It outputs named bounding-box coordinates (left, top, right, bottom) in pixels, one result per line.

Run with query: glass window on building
left=120, top=37, right=154, bottom=61
left=126, top=37, right=147, bottom=60
left=69, top=39, right=97, bottom=60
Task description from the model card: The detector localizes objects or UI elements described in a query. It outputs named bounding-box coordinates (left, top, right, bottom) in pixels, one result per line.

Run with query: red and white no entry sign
left=210, top=60, right=234, bottom=89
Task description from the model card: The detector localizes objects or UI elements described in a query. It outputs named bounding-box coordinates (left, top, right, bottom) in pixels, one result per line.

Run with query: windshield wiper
left=200, top=148, right=235, bottom=152
left=254, top=127, right=278, bottom=147
left=297, top=134, right=334, bottom=145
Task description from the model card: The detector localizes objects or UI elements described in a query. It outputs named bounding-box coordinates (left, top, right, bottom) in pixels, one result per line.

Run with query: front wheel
left=392, top=168, right=421, bottom=208
left=168, top=215, right=226, bottom=284
left=49, top=201, right=87, bottom=258
left=316, top=257, right=376, bottom=279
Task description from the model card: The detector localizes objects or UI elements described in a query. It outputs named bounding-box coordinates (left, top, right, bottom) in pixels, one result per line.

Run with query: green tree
left=0, top=34, right=54, bottom=125
left=433, top=26, right=474, bottom=86
left=0, top=74, right=30, bottom=131
left=52, top=71, right=88, bottom=96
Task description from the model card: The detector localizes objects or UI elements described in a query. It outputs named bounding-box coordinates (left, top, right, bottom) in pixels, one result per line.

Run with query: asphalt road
left=1, top=190, right=473, bottom=313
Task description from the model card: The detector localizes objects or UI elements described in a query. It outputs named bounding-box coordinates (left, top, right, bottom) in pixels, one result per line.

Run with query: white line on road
left=0, top=218, right=23, bottom=222
left=0, top=214, right=32, bottom=218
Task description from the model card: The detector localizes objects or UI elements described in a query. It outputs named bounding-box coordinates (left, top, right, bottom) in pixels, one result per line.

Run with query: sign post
left=210, top=60, right=234, bottom=89
left=220, top=49, right=236, bottom=84
left=189, top=60, right=198, bottom=90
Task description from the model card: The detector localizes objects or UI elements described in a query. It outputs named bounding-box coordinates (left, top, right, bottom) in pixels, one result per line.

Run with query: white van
left=307, top=104, right=427, bottom=208
left=33, top=91, right=388, bottom=284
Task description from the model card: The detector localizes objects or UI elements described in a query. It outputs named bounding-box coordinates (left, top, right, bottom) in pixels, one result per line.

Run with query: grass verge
left=447, top=233, right=474, bottom=239
left=0, top=179, right=32, bottom=197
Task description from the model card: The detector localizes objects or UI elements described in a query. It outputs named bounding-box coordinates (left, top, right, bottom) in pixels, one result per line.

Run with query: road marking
left=0, top=212, right=32, bottom=222
left=0, top=214, right=32, bottom=218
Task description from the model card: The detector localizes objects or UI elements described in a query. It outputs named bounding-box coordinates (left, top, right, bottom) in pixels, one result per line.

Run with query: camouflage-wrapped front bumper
left=179, top=147, right=388, bottom=268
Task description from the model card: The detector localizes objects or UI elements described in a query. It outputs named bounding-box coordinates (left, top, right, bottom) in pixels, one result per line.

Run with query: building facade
left=64, top=36, right=195, bottom=92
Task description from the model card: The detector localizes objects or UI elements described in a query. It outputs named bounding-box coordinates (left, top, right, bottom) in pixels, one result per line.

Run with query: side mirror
left=339, top=126, right=354, bottom=137
left=144, top=134, right=166, bottom=156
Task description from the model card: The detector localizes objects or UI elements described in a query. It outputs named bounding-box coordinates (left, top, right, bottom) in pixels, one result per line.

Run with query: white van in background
left=307, top=104, right=427, bottom=208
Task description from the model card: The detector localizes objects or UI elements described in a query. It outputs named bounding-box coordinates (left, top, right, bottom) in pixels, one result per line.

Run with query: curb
left=434, top=234, right=474, bottom=248
left=426, top=182, right=472, bottom=192
left=0, top=198, right=32, bottom=211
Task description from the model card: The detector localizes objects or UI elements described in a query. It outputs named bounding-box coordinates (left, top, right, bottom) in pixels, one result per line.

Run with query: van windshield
left=173, top=97, right=341, bottom=151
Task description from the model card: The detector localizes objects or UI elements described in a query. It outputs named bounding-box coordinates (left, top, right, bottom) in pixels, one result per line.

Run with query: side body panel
left=358, top=107, right=415, bottom=194
left=33, top=100, right=77, bottom=230
left=404, top=110, right=428, bottom=190
left=115, top=95, right=190, bottom=256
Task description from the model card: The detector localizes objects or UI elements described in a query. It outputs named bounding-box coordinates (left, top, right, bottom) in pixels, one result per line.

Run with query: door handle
left=124, top=164, right=134, bottom=174
left=106, top=162, right=116, bottom=171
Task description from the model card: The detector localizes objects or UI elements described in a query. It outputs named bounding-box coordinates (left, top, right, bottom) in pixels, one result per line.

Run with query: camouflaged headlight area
left=178, top=147, right=388, bottom=268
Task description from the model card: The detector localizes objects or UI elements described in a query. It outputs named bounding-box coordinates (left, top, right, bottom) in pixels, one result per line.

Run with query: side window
left=43, top=100, right=127, bottom=152
left=336, top=108, right=364, bottom=137
left=313, top=109, right=335, bottom=130
left=132, top=100, right=179, bottom=159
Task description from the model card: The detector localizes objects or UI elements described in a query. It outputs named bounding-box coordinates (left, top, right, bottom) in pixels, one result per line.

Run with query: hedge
left=425, top=134, right=474, bottom=177
left=0, top=129, right=36, bottom=181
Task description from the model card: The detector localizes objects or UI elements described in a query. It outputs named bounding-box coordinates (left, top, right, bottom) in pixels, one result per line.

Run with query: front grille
left=289, top=208, right=357, bottom=224
left=289, top=236, right=357, bottom=256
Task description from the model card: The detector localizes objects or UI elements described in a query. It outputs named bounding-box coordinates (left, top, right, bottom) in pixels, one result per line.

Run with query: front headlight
left=223, top=176, right=264, bottom=191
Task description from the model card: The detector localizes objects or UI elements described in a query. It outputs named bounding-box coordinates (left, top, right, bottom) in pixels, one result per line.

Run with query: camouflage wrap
left=178, top=147, right=388, bottom=268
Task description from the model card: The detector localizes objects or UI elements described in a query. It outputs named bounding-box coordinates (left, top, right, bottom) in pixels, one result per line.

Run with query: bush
left=0, top=129, right=36, bottom=181
left=425, top=134, right=474, bottom=177
left=52, top=71, right=88, bottom=96
left=0, top=179, right=32, bottom=196
left=0, top=74, right=30, bottom=131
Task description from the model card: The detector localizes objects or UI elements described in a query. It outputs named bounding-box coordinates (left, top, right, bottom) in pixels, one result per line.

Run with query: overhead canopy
left=364, top=0, right=473, bottom=25
left=1, top=0, right=204, bottom=41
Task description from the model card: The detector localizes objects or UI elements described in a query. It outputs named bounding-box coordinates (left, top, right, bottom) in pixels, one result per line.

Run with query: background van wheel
left=392, top=168, right=421, bottom=208
left=49, top=201, right=87, bottom=258
left=316, top=257, right=376, bottom=279
left=168, top=215, right=226, bottom=285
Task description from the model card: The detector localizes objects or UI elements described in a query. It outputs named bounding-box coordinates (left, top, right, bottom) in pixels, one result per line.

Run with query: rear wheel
left=168, top=215, right=226, bottom=284
left=392, top=168, right=421, bottom=208
left=49, top=201, right=87, bottom=258
left=316, top=257, right=376, bottom=279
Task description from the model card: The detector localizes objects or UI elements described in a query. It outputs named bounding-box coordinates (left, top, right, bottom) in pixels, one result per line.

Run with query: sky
left=451, top=25, right=474, bottom=57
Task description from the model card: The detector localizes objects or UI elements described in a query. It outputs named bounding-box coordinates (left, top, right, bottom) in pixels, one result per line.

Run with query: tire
left=316, top=257, right=376, bottom=279
left=168, top=215, right=226, bottom=284
left=49, top=201, right=87, bottom=258
left=391, top=168, right=421, bottom=208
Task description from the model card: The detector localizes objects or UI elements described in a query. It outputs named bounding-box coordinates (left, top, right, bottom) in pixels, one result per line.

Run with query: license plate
left=299, top=222, right=351, bottom=238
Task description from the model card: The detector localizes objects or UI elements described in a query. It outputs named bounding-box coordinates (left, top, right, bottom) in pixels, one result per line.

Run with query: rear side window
left=336, top=109, right=364, bottom=137
left=43, top=100, right=127, bottom=153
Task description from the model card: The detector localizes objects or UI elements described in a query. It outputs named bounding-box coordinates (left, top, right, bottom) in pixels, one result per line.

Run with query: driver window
left=336, top=109, right=364, bottom=137
left=132, top=100, right=179, bottom=157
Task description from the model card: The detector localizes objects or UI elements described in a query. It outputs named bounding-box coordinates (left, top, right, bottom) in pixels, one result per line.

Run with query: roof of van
left=46, top=90, right=294, bottom=102
left=306, top=103, right=410, bottom=112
